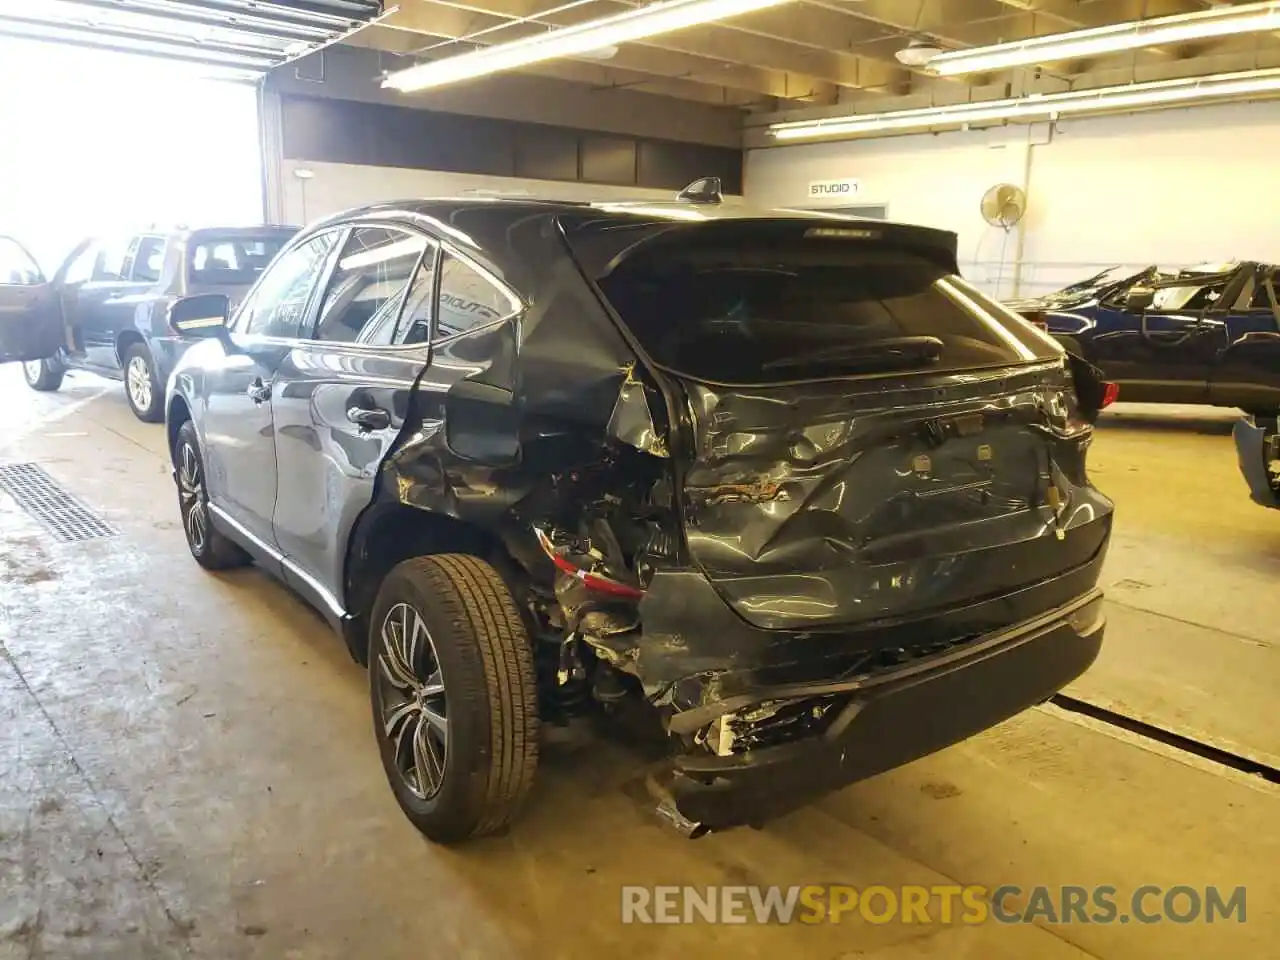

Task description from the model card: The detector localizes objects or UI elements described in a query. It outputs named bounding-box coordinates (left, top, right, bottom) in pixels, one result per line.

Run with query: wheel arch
left=115, top=328, right=147, bottom=369
left=166, top=393, right=192, bottom=461
left=341, top=500, right=514, bottom=665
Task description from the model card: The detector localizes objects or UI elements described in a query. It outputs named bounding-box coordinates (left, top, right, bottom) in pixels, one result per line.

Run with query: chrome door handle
left=247, top=378, right=271, bottom=403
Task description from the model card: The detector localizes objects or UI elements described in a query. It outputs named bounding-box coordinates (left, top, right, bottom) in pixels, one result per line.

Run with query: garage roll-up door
left=0, top=0, right=384, bottom=78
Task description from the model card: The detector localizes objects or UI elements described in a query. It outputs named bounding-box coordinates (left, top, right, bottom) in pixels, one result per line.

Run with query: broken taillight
left=533, top=527, right=645, bottom=600
left=1023, top=310, right=1048, bottom=331
left=1100, top=382, right=1119, bottom=409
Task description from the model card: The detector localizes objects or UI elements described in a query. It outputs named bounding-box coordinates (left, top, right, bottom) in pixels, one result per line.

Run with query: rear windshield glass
left=188, top=233, right=292, bottom=287
left=591, top=239, right=1059, bottom=384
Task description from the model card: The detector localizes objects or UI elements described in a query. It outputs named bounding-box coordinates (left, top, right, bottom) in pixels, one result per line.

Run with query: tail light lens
left=1023, top=310, right=1048, bottom=331
left=1100, top=382, right=1119, bottom=409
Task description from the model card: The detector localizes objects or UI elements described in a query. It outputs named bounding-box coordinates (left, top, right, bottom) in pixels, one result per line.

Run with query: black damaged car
left=140, top=192, right=1113, bottom=842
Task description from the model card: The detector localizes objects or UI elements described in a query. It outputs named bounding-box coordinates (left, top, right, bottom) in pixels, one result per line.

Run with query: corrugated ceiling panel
left=0, top=0, right=383, bottom=77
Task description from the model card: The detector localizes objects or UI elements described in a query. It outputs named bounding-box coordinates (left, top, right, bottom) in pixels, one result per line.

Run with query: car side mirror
left=1125, top=287, right=1155, bottom=312
left=169, top=294, right=230, bottom=339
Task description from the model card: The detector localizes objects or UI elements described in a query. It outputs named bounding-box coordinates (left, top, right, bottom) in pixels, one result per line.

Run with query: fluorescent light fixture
left=769, top=68, right=1280, bottom=141
left=382, top=0, right=793, bottom=92
left=929, top=1, right=1280, bottom=76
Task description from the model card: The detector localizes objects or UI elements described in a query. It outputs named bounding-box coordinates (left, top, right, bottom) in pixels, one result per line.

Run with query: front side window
left=312, top=227, right=428, bottom=345
left=0, top=237, right=42, bottom=285
left=1149, top=280, right=1227, bottom=312
left=92, top=239, right=132, bottom=282
left=62, top=243, right=98, bottom=285
left=434, top=252, right=519, bottom=341
left=130, top=236, right=167, bottom=283
left=236, top=231, right=338, bottom=339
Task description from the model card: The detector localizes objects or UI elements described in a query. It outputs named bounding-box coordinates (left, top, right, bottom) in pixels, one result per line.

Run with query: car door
left=1087, top=270, right=1233, bottom=403
left=87, top=235, right=169, bottom=371
left=75, top=236, right=144, bottom=370
left=198, top=229, right=342, bottom=559
left=0, top=237, right=66, bottom=362
left=1209, top=264, right=1280, bottom=412
left=269, top=223, right=436, bottom=611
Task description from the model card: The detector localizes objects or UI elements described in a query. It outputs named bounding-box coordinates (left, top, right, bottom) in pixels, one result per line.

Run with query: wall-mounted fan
left=980, top=182, right=1027, bottom=231
left=980, top=183, right=1028, bottom=299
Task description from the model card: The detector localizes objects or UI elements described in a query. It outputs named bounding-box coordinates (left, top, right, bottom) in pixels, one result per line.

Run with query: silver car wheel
left=22, top=360, right=43, bottom=384
left=176, top=440, right=207, bottom=553
left=376, top=602, right=449, bottom=800
left=126, top=354, right=153, bottom=413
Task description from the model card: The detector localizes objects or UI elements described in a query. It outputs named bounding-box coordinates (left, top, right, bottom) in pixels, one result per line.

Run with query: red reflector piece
left=535, top=528, right=645, bottom=600
left=1100, top=382, right=1119, bottom=409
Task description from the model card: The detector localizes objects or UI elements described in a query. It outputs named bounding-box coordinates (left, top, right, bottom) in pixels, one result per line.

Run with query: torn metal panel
left=670, top=361, right=1112, bottom=633
left=605, top=364, right=669, bottom=458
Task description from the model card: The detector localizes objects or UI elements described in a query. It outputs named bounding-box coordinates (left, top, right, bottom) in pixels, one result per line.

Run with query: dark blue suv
left=1011, top=261, right=1280, bottom=416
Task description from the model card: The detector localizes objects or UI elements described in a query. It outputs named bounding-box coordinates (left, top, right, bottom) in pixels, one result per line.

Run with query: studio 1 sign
left=808, top=178, right=860, bottom=200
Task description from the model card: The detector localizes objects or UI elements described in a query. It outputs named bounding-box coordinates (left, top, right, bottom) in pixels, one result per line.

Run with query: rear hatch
left=562, top=216, right=1111, bottom=632
left=185, top=227, right=298, bottom=308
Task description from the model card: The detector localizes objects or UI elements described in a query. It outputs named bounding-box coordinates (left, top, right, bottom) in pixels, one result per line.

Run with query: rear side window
left=312, top=227, right=428, bottom=345
left=594, top=240, right=1058, bottom=384
left=189, top=233, right=291, bottom=287
left=435, top=252, right=519, bottom=341
left=130, top=236, right=166, bottom=283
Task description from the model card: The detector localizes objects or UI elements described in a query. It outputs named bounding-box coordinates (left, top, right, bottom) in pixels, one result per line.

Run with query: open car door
left=0, top=236, right=65, bottom=363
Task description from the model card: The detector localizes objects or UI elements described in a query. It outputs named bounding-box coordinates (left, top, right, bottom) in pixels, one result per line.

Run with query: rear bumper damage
left=652, top=586, right=1105, bottom=833
left=1233, top=417, right=1280, bottom=509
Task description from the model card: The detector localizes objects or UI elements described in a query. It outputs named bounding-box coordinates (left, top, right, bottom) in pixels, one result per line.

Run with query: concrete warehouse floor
left=0, top=369, right=1276, bottom=960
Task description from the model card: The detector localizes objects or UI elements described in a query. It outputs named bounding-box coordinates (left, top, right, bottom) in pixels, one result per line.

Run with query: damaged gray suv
left=159, top=193, right=1115, bottom=843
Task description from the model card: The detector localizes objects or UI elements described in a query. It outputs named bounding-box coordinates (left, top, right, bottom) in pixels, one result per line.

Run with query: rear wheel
left=174, top=420, right=250, bottom=570
left=370, top=554, right=539, bottom=844
left=123, top=343, right=163, bottom=422
left=22, top=358, right=64, bottom=392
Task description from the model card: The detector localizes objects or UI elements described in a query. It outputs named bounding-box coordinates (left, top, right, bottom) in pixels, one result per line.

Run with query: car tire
left=369, top=553, right=539, bottom=844
left=123, top=342, right=164, bottom=423
left=22, top=358, right=64, bottom=392
left=174, top=420, right=251, bottom=570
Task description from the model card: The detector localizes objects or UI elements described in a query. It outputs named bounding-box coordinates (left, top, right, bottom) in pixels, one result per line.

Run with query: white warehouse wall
left=277, top=159, right=687, bottom=227
left=744, top=100, right=1280, bottom=298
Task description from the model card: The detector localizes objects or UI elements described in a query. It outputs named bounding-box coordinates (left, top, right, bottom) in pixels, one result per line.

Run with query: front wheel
left=370, top=554, right=539, bottom=844
left=174, top=420, right=250, bottom=570
left=123, top=343, right=163, bottom=422
left=22, top=358, right=64, bottom=392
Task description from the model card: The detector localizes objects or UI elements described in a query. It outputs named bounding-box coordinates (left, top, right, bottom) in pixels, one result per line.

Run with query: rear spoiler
left=559, top=215, right=960, bottom=280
